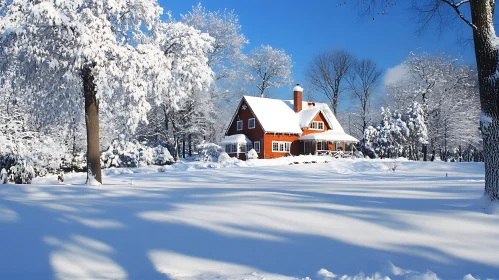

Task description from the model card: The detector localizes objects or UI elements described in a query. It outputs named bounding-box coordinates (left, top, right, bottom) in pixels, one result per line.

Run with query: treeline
left=306, top=50, right=481, bottom=161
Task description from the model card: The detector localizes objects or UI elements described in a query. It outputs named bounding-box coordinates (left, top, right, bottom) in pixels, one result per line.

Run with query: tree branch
left=441, top=0, right=477, bottom=30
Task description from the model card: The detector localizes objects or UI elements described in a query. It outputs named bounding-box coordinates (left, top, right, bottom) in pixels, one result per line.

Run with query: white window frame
left=309, top=121, right=324, bottom=130
left=271, top=141, right=291, bottom=153
left=254, top=141, right=260, bottom=153
left=248, top=118, right=256, bottom=129
left=317, top=141, right=329, bottom=151
left=236, top=120, right=243, bottom=131
left=246, top=143, right=253, bottom=152
left=239, top=143, right=246, bottom=153
left=226, top=143, right=238, bottom=154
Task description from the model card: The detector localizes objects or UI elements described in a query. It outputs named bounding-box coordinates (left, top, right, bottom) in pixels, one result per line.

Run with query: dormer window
left=237, top=120, right=243, bottom=131
left=309, top=121, right=324, bottom=130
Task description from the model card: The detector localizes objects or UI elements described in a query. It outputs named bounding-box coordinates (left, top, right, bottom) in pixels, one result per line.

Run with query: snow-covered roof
left=221, top=134, right=252, bottom=144
left=299, top=131, right=359, bottom=143
left=243, top=96, right=302, bottom=134
left=296, top=107, right=321, bottom=128
left=284, top=100, right=345, bottom=133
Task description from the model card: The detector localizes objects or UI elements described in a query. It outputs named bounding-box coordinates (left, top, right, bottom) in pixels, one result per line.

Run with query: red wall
left=226, top=98, right=265, bottom=159
left=301, top=112, right=330, bottom=136
left=263, top=133, right=300, bottom=159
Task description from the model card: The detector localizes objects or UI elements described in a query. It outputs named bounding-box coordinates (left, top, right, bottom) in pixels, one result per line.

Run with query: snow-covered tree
left=0, top=0, right=167, bottom=184
left=367, top=102, right=428, bottom=160
left=181, top=4, right=248, bottom=142
left=402, top=102, right=429, bottom=160
left=386, top=52, right=480, bottom=160
left=181, top=4, right=248, bottom=100
left=135, top=20, right=214, bottom=160
left=350, top=0, right=499, bottom=206
left=245, top=45, right=293, bottom=98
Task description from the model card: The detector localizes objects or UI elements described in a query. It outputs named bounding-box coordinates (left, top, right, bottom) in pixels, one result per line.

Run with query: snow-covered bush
left=246, top=149, right=259, bottom=159
left=195, top=142, right=225, bottom=162
left=9, top=160, right=35, bottom=184
left=1, top=135, right=64, bottom=182
left=0, top=168, right=7, bottom=184
left=217, top=152, right=232, bottom=163
left=101, top=137, right=174, bottom=168
left=61, top=152, right=87, bottom=172
left=0, top=137, right=17, bottom=172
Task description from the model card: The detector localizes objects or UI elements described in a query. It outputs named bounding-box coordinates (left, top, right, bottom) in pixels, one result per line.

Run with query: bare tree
left=347, top=0, right=499, bottom=201
left=246, top=45, right=293, bottom=98
left=347, top=58, right=382, bottom=136
left=306, top=50, right=355, bottom=115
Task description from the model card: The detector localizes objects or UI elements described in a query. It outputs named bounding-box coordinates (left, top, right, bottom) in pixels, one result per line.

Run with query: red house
left=222, top=85, right=359, bottom=160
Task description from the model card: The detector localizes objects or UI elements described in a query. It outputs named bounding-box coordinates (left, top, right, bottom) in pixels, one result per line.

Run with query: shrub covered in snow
left=217, top=152, right=232, bottom=163
left=195, top=142, right=225, bottom=162
left=9, top=160, right=35, bottom=184
left=246, top=149, right=258, bottom=159
left=0, top=137, right=17, bottom=172
left=101, top=137, right=174, bottom=168
left=0, top=168, right=7, bottom=184
left=61, top=152, right=87, bottom=173
left=0, top=135, right=64, bottom=182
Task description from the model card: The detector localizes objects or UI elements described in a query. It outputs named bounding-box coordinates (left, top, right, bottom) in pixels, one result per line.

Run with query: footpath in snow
left=0, top=158, right=498, bottom=280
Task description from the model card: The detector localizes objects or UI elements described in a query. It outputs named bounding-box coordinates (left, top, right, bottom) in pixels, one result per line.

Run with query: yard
left=0, top=159, right=497, bottom=279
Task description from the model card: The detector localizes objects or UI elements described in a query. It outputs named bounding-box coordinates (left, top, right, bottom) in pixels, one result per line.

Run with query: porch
left=299, top=131, right=359, bottom=157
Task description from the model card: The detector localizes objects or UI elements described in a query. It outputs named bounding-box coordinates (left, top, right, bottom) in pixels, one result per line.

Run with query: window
left=225, top=143, right=238, bottom=154
left=248, top=118, right=255, bottom=129
left=236, top=120, right=243, bottom=131
left=317, top=141, right=329, bottom=151
left=246, top=143, right=253, bottom=152
left=272, top=141, right=291, bottom=153
left=309, top=121, right=324, bottom=130
left=254, top=141, right=260, bottom=153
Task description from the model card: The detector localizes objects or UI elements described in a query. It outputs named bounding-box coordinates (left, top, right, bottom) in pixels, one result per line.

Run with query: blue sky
left=160, top=0, right=477, bottom=105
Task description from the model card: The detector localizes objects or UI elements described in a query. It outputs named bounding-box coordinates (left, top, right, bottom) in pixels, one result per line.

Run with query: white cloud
left=383, top=63, right=409, bottom=86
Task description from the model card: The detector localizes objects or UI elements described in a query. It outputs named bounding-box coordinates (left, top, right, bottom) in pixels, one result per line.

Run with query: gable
left=284, top=100, right=345, bottom=133
left=225, top=98, right=263, bottom=135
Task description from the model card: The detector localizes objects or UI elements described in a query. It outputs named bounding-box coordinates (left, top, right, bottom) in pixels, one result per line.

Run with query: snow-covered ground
left=1, top=158, right=498, bottom=280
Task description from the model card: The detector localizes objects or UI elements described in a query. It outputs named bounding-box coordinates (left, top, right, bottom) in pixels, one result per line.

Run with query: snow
left=293, top=84, right=304, bottom=92
left=0, top=159, right=497, bottom=280
left=299, top=130, right=359, bottom=143
left=285, top=100, right=346, bottom=133
left=243, top=96, right=302, bottom=134
left=480, top=112, right=492, bottom=131
left=221, top=134, right=253, bottom=144
left=297, top=107, right=322, bottom=128
left=242, top=96, right=354, bottom=137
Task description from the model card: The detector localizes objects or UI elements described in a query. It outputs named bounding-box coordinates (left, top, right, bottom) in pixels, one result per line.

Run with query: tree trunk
left=182, top=135, right=186, bottom=159
left=188, top=134, right=192, bottom=157
left=469, top=1, right=499, bottom=201
left=82, top=65, right=102, bottom=184
left=173, top=136, right=180, bottom=162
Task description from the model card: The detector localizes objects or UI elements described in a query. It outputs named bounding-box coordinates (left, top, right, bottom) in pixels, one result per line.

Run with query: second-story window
left=237, top=120, right=243, bottom=131
left=309, top=121, right=324, bottom=130
left=248, top=118, right=255, bottom=129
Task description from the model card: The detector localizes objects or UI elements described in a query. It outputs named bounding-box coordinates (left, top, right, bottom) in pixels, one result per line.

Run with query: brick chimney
left=293, top=84, right=303, bottom=113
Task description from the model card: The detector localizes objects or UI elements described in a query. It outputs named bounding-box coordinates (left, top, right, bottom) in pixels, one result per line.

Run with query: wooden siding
left=301, top=112, right=330, bottom=136
left=263, top=133, right=300, bottom=159
left=226, top=98, right=265, bottom=159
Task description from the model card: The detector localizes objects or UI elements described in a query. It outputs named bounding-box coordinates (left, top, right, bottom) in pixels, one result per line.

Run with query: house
left=221, top=84, right=359, bottom=160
